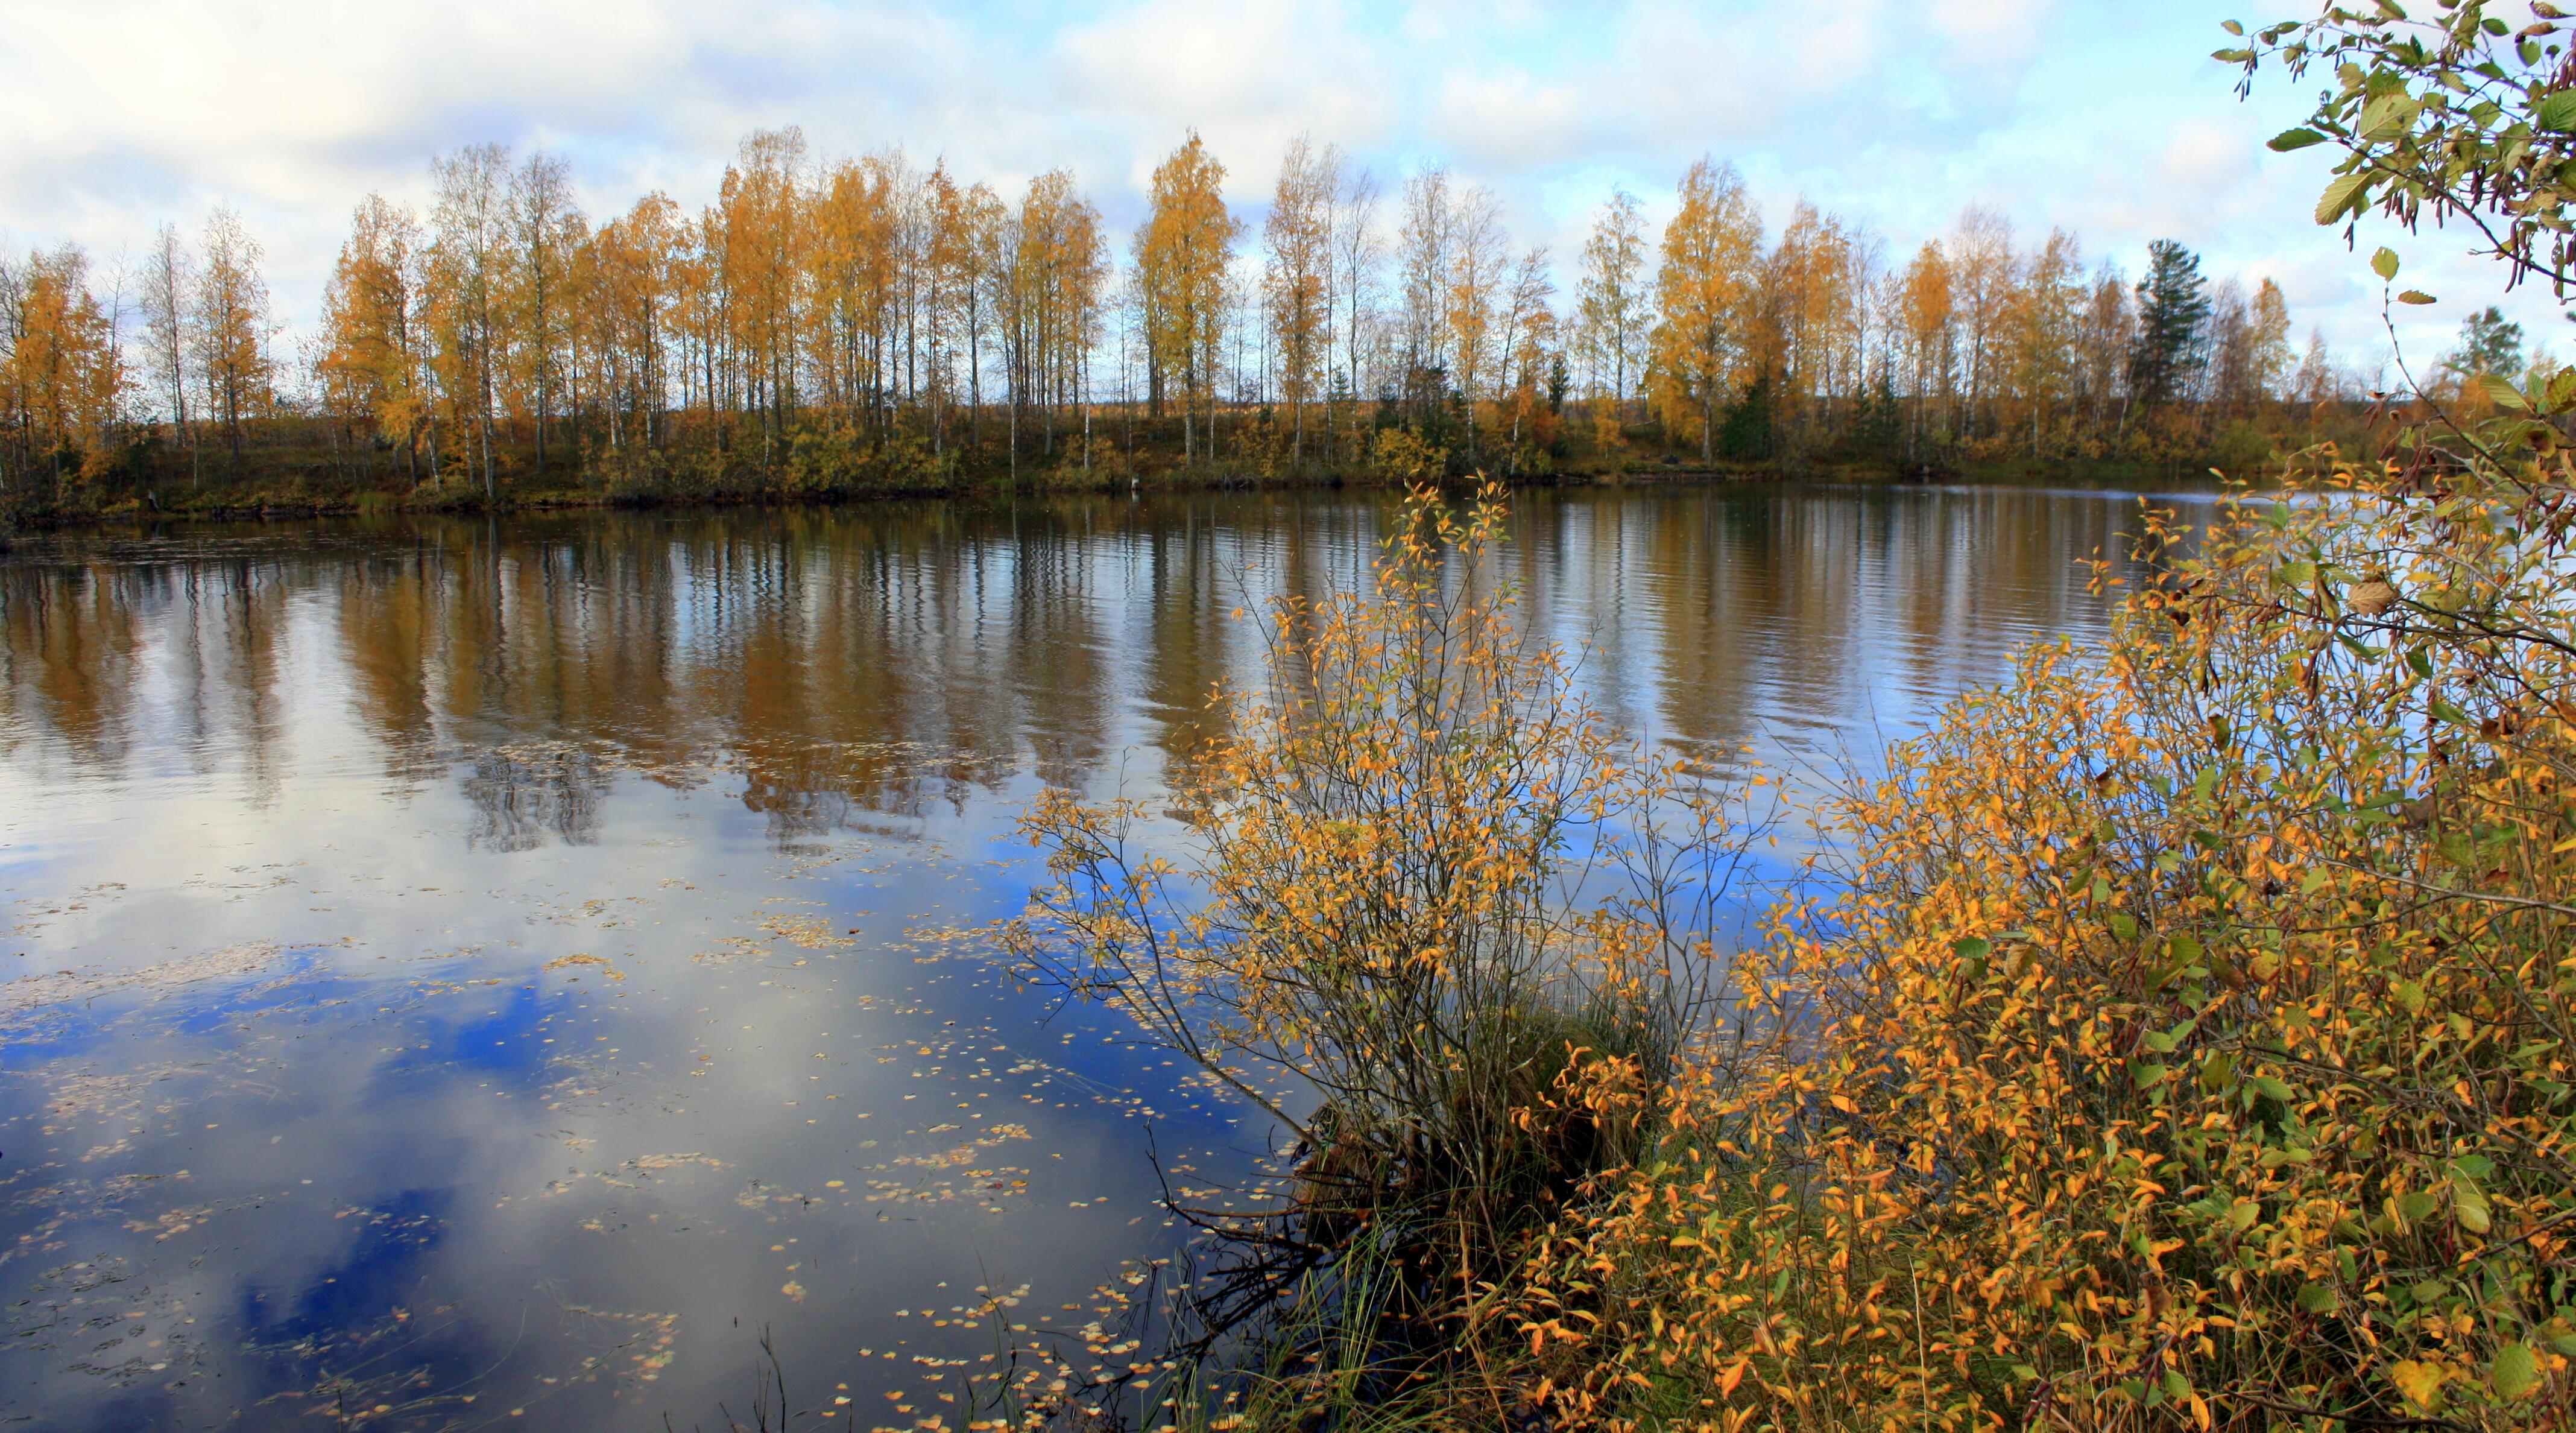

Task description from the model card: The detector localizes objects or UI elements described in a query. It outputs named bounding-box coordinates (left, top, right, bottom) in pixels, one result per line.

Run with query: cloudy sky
left=3, top=0, right=2560, bottom=375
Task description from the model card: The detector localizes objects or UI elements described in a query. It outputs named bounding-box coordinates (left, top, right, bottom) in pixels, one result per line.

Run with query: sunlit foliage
left=1014, top=483, right=1755, bottom=1262
left=1509, top=9, right=2576, bottom=1429
left=6, top=127, right=2363, bottom=507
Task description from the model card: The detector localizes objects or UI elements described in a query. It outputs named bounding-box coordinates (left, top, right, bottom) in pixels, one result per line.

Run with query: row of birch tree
left=4, top=128, right=2382, bottom=492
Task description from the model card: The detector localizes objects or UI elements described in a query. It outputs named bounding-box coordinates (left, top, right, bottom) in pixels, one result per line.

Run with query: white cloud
left=1931, top=0, right=2053, bottom=48
left=0, top=0, right=2551, bottom=371
left=2156, top=118, right=2253, bottom=193
left=1055, top=0, right=1400, bottom=197
left=1427, top=68, right=1593, bottom=172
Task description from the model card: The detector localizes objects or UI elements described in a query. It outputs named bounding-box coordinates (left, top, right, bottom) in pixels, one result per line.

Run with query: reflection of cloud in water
left=0, top=941, right=288, bottom=1019
left=0, top=484, right=2200, bottom=1428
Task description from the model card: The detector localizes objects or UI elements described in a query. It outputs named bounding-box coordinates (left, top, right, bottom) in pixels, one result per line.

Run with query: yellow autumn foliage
left=1015, top=482, right=1753, bottom=1268
left=1519, top=413, right=2576, bottom=1431
left=1513, top=11, right=2576, bottom=1423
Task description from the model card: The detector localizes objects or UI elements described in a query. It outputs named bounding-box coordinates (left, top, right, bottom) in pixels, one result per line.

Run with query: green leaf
left=2480, top=372, right=2530, bottom=410
left=2297, top=1282, right=2341, bottom=1314
left=2269, top=127, right=2329, bottom=151
left=2221, top=19, right=2243, bottom=36
left=2492, top=1343, right=2540, bottom=1399
left=2543, top=365, right=2576, bottom=412
left=2317, top=171, right=2373, bottom=224
left=2453, top=1182, right=2492, bottom=1235
left=2361, top=90, right=2418, bottom=139
left=2372, top=247, right=2401, bottom=279
left=2200, top=1051, right=2236, bottom=1092
left=1950, top=936, right=1991, bottom=961
left=2212, top=46, right=2255, bottom=63
left=2398, top=289, right=2437, bottom=305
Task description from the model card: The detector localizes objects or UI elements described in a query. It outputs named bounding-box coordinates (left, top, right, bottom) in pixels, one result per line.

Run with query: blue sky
left=4, top=0, right=2561, bottom=374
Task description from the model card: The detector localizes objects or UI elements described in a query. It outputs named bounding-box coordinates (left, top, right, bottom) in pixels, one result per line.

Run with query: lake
left=0, top=481, right=2208, bottom=1430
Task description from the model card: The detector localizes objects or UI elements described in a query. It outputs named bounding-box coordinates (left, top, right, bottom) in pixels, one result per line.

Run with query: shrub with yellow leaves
left=1516, top=10, right=2576, bottom=1425
left=1521, top=30, right=2576, bottom=1427
left=1012, top=481, right=1756, bottom=1286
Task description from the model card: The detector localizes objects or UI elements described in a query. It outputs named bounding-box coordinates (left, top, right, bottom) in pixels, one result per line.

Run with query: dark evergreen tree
left=2448, top=306, right=2525, bottom=378
left=1719, top=373, right=1776, bottom=461
left=1850, top=365, right=1903, bottom=464
left=2128, top=239, right=2210, bottom=409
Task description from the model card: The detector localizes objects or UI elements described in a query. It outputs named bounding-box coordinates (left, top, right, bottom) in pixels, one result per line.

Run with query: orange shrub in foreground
left=1523, top=442, right=2576, bottom=1429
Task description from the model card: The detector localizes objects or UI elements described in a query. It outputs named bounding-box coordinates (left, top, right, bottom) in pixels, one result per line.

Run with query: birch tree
left=1135, top=132, right=1237, bottom=463
left=1647, top=159, right=1763, bottom=464
left=1575, top=189, right=1647, bottom=426
left=140, top=223, right=197, bottom=484
left=194, top=204, right=273, bottom=464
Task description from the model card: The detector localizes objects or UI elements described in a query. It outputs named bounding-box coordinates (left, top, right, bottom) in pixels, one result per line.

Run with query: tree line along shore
left=13, top=124, right=2533, bottom=525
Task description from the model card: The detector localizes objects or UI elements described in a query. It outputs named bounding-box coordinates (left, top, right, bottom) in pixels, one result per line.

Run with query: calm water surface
left=0, top=483, right=2206, bottom=1429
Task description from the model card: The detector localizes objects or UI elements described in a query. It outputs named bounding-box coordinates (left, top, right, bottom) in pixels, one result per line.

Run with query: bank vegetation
left=1005, top=7, right=2576, bottom=1431
left=0, top=109, right=2452, bottom=525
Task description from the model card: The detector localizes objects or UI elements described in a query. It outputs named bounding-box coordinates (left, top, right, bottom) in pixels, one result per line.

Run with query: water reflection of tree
left=0, top=560, right=145, bottom=768
left=337, top=551, right=446, bottom=785
left=461, top=746, right=609, bottom=852
left=0, top=489, right=2185, bottom=850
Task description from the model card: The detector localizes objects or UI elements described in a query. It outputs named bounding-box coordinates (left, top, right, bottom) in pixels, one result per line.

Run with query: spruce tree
left=2446, top=306, right=2524, bottom=379
left=2127, top=238, right=2209, bottom=409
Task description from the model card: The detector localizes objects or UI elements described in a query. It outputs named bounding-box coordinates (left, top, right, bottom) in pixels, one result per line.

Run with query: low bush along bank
left=1006, top=8, right=2576, bottom=1428
left=1514, top=11, right=2576, bottom=1429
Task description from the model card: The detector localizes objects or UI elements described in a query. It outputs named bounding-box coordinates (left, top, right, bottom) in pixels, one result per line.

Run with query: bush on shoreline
left=1509, top=7, right=2576, bottom=1423
left=1524, top=434, right=2575, bottom=1427
left=997, top=8, right=2576, bottom=1431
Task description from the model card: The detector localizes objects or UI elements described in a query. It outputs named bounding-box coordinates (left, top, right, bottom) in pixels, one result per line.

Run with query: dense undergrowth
left=1002, top=8, right=2576, bottom=1431
left=1008, top=445, right=2575, bottom=1433
left=0, top=401, right=2340, bottom=534
left=1521, top=440, right=2576, bottom=1429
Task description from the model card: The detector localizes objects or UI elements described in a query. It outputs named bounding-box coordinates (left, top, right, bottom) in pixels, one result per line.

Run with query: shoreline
left=0, top=455, right=2240, bottom=536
